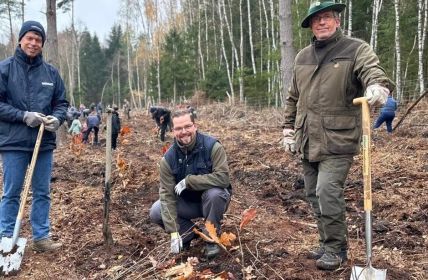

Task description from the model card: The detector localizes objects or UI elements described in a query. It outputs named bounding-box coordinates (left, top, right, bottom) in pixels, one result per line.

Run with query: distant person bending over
left=150, top=106, right=172, bottom=142
left=373, top=95, right=397, bottom=133
left=283, top=1, right=394, bottom=271
left=0, top=20, right=68, bottom=252
left=83, top=106, right=101, bottom=145
left=150, top=110, right=232, bottom=259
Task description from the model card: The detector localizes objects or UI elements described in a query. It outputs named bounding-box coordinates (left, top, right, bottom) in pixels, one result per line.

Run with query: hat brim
left=301, top=3, right=346, bottom=28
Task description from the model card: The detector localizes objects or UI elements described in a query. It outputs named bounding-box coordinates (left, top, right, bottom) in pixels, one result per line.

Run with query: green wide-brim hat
left=301, top=1, right=346, bottom=28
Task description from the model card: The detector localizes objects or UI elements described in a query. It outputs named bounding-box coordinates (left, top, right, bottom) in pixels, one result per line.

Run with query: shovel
left=350, top=97, right=386, bottom=280
left=0, top=123, right=44, bottom=275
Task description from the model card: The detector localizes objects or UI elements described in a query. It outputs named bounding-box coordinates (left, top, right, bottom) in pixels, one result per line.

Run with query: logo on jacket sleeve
left=42, top=82, right=54, bottom=86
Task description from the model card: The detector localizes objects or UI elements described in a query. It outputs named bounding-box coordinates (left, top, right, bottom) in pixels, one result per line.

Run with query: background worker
left=150, top=106, right=172, bottom=142
left=82, top=105, right=101, bottom=145
left=283, top=1, right=394, bottom=271
left=373, top=95, right=398, bottom=133
left=0, top=20, right=68, bottom=252
left=150, top=110, right=232, bottom=259
left=111, top=105, right=121, bottom=150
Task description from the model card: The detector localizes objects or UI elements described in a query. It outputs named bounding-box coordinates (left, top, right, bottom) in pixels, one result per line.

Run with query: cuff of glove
left=171, top=232, right=179, bottom=238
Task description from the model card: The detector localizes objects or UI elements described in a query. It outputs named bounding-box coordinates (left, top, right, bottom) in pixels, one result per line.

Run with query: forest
left=0, top=0, right=427, bottom=109
left=0, top=1, right=427, bottom=280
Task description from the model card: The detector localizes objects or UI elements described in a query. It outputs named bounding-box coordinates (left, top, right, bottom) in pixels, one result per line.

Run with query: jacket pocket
left=322, top=115, right=359, bottom=154
left=294, top=113, right=306, bottom=153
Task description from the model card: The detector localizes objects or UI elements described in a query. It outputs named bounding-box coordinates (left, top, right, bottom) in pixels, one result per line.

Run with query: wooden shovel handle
left=353, top=97, right=372, bottom=212
left=17, top=123, right=45, bottom=220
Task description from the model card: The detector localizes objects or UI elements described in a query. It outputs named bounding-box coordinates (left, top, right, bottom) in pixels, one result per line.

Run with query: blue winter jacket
left=0, top=47, right=68, bottom=151
left=380, top=96, right=397, bottom=114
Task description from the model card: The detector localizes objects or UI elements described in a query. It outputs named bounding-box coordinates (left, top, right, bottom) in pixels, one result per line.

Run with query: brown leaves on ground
left=164, top=257, right=234, bottom=280
left=120, top=125, right=131, bottom=137
left=193, top=221, right=236, bottom=251
left=239, top=208, right=257, bottom=231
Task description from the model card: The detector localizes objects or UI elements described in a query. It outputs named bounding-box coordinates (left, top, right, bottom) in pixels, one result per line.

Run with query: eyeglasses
left=173, top=123, right=194, bottom=132
left=311, top=14, right=335, bottom=23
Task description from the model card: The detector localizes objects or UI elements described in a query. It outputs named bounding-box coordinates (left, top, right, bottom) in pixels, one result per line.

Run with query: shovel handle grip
left=353, top=97, right=372, bottom=211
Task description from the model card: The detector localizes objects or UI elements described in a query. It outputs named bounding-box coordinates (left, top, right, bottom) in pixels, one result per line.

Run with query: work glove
left=43, top=116, right=60, bottom=132
left=174, top=179, right=186, bottom=195
left=170, top=232, right=183, bottom=254
left=365, top=84, right=389, bottom=106
left=283, top=128, right=296, bottom=155
left=23, top=112, right=45, bottom=127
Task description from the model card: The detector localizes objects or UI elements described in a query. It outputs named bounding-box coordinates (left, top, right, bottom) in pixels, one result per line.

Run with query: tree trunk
left=218, top=0, right=234, bottom=103
left=394, top=0, right=402, bottom=101
left=247, top=0, right=256, bottom=75
left=417, top=0, right=426, bottom=94
left=347, top=0, right=353, bottom=36
left=279, top=0, right=295, bottom=107
left=45, top=0, right=60, bottom=67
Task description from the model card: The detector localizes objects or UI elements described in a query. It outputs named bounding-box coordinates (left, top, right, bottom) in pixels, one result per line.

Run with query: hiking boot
left=316, top=251, right=347, bottom=270
left=182, top=241, right=191, bottom=251
left=204, top=243, right=220, bottom=259
left=307, top=246, right=325, bottom=260
left=32, top=238, right=62, bottom=252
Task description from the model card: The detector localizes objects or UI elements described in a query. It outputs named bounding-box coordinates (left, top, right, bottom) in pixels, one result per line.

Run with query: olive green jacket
left=159, top=137, right=230, bottom=233
left=284, top=29, right=394, bottom=162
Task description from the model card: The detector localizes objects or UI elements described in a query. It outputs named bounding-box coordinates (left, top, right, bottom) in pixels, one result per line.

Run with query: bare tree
left=247, top=0, right=256, bottom=74
left=394, top=0, right=402, bottom=100
left=417, top=0, right=426, bottom=94
left=279, top=0, right=295, bottom=107
left=217, top=0, right=234, bottom=103
left=370, top=0, right=383, bottom=51
left=347, top=0, right=352, bottom=36
left=45, top=0, right=59, bottom=67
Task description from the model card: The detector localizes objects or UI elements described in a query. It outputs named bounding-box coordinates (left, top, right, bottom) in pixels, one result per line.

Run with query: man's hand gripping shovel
left=351, top=98, right=386, bottom=280
left=0, top=123, right=44, bottom=275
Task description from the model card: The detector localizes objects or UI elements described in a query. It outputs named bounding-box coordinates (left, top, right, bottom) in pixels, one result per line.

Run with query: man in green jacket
left=150, top=110, right=231, bottom=259
left=283, top=0, right=394, bottom=270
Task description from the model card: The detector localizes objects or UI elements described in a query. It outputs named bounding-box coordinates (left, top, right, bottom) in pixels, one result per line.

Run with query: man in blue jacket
left=373, top=96, right=398, bottom=133
left=0, top=21, right=68, bottom=252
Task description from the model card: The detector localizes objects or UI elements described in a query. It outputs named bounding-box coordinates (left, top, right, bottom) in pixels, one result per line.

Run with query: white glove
left=174, top=179, right=186, bottom=195
left=283, top=128, right=296, bottom=154
left=43, top=116, right=60, bottom=132
left=170, top=232, right=183, bottom=254
left=365, top=84, right=389, bottom=106
left=23, top=112, right=45, bottom=127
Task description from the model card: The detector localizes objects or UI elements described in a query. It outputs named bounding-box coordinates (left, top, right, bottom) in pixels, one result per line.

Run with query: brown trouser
left=302, top=156, right=353, bottom=253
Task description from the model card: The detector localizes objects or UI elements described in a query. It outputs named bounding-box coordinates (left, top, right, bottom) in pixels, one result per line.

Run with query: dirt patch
left=1, top=104, right=427, bottom=279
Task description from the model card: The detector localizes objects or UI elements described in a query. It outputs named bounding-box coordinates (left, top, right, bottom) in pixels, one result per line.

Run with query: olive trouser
left=302, top=156, right=353, bottom=253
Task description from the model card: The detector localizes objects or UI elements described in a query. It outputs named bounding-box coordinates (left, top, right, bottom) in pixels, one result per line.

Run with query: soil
left=1, top=101, right=427, bottom=280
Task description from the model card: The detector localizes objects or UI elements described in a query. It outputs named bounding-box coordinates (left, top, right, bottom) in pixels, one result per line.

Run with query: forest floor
left=1, top=100, right=427, bottom=280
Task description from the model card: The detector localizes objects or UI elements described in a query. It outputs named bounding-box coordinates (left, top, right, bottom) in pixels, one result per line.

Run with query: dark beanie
left=18, top=21, right=46, bottom=46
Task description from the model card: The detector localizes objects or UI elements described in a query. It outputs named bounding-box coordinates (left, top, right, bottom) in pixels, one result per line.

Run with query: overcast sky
left=24, top=0, right=120, bottom=44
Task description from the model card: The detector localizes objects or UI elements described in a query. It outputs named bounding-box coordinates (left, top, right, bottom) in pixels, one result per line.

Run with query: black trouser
left=160, top=122, right=168, bottom=141
left=83, top=126, right=99, bottom=144
left=112, top=133, right=119, bottom=149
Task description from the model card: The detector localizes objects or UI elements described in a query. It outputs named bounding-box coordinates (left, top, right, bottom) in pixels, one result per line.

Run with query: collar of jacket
left=15, top=46, right=43, bottom=67
left=175, top=131, right=199, bottom=154
left=312, top=28, right=343, bottom=48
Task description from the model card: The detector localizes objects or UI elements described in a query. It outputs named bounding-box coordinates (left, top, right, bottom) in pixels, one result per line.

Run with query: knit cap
left=18, top=20, right=46, bottom=46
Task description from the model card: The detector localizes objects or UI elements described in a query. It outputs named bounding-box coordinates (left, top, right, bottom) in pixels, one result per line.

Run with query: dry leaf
left=206, top=221, right=221, bottom=243
left=239, top=208, right=257, bottom=230
left=164, top=262, right=194, bottom=279
left=193, top=227, right=214, bottom=243
left=116, top=154, right=127, bottom=174
left=120, top=126, right=131, bottom=137
left=219, top=232, right=236, bottom=247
